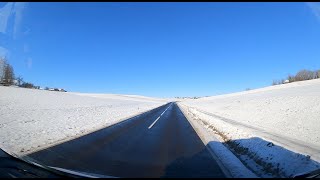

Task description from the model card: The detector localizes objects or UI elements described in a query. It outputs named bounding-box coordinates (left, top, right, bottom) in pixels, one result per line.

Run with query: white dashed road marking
left=148, top=103, right=172, bottom=129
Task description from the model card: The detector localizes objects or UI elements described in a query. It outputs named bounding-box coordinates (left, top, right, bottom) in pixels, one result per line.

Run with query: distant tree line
left=0, top=57, right=66, bottom=92
left=272, top=69, right=320, bottom=85
left=175, top=96, right=201, bottom=99
left=0, top=57, right=36, bottom=88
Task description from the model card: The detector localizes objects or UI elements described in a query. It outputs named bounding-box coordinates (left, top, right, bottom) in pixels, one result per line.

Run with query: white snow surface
left=0, top=86, right=168, bottom=156
left=179, top=79, right=320, bottom=177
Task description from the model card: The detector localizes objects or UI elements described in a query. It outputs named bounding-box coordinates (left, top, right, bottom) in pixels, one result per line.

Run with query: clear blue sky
left=1, top=2, right=320, bottom=98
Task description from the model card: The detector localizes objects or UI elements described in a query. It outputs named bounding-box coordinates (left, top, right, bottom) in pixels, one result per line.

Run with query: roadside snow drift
left=0, top=86, right=168, bottom=156
left=179, top=79, right=320, bottom=177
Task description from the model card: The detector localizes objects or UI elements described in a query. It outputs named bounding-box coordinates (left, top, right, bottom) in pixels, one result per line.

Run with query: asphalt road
left=25, top=102, right=226, bottom=178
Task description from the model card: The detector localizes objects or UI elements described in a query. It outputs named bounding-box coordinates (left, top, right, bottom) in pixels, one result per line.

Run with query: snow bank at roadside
left=0, top=86, right=168, bottom=156
left=182, top=105, right=320, bottom=177
left=178, top=103, right=257, bottom=178
left=179, top=79, right=320, bottom=177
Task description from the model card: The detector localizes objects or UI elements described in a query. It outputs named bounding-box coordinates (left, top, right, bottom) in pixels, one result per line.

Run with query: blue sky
left=1, top=2, right=320, bottom=98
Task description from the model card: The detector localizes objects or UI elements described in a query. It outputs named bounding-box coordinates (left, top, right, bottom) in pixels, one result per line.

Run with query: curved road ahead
left=25, top=102, right=226, bottom=178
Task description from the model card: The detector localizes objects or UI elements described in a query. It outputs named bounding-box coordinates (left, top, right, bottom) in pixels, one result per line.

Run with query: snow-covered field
left=0, top=86, right=168, bottom=156
left=179, top=79, right=320, bottom=177
left=1, top=79, right=320, bottom=177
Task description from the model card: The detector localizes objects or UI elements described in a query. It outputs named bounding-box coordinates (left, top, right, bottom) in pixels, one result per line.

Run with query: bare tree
left=272, top=79, right=282, bottom=86
left=2, top=60, right=15, bottom=86
left=295, top=69, right=316, bottom=81
left=287, top=74, right=295, bottom=83
left=20, top=82, right=34, bottom=88
left=0, top=57, right=5, bottom=80
left=315, top=70, right=320, bottom=79
left=16, top=76, right=24, bottom=86
left=272, top=80, right=277, bottom=86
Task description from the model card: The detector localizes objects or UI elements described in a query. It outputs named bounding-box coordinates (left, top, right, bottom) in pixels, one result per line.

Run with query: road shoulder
left=177, top=102, right=258, bottom=178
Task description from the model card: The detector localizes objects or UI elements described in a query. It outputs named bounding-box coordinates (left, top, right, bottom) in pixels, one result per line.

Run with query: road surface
left=24, top=102, right=226, bottom=178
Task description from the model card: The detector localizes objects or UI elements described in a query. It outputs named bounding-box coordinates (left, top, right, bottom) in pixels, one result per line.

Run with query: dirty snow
left=178, top=103, right=258, bottom=178
left=0, top=86, right=168, bottom=156
left=179, top=79, right=320, bottom=177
